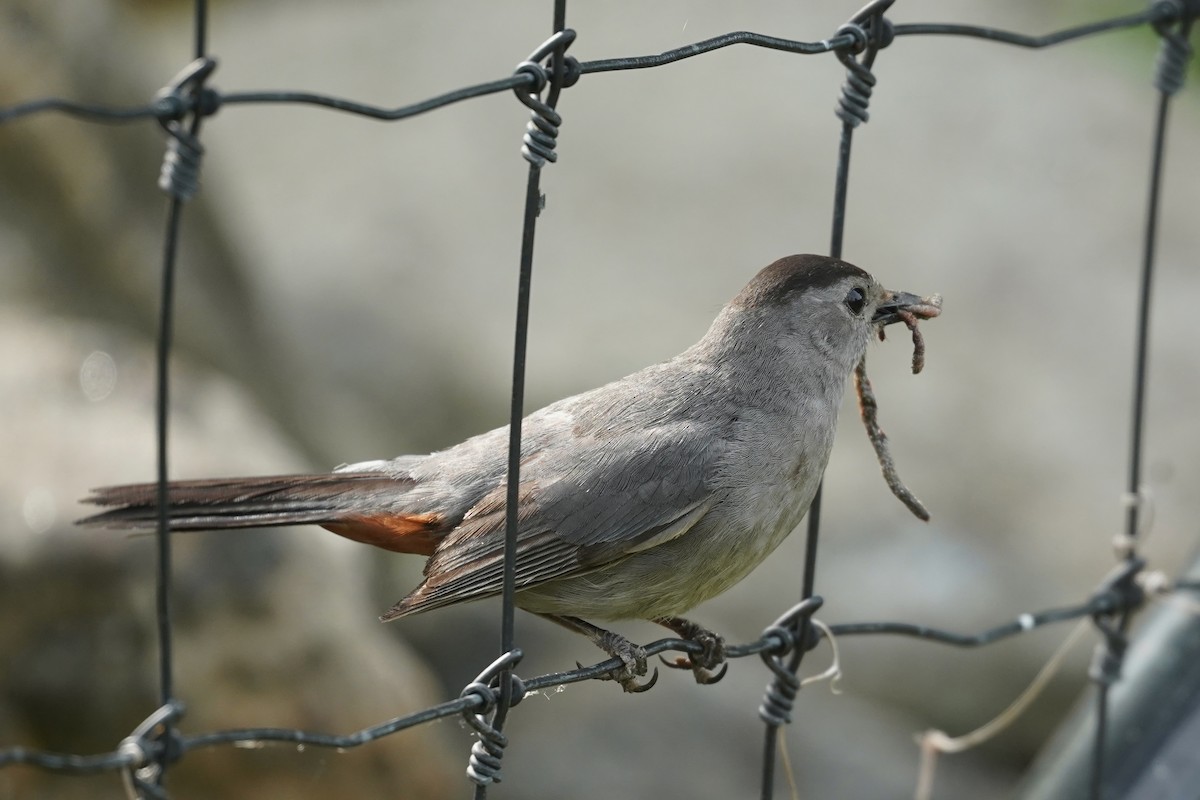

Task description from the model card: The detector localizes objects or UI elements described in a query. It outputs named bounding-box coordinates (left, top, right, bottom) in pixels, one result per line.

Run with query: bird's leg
left=536, top=613, right=658, bottom=693
left=653, top=616, right=728, bottom=685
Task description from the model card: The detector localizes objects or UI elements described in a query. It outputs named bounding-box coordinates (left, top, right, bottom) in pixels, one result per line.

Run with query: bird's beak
left=873, top=290, right=942, bottom=326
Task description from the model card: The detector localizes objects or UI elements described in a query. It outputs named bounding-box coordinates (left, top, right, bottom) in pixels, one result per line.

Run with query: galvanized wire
left=0, top=2, right=1197, bottom=799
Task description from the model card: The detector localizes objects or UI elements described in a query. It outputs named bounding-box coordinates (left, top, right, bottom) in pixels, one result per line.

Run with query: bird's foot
left=577, top=630, right=658, bottom=693
left=654, top=616, right=728, bottom=685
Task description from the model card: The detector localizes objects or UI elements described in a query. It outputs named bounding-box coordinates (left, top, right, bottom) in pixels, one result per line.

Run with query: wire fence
left=1, top=1, right=1197, bottom=798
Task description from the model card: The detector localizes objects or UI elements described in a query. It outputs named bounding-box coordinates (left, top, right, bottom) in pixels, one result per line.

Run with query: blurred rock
left=0, top=309, right=458, bottom=799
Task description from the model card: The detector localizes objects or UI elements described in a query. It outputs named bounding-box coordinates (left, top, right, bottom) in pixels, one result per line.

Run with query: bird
left=80, top=254, right=939, bottom=691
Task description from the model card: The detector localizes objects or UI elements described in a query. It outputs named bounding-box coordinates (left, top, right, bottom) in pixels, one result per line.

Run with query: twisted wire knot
left=835, top=59, right=877, bottom=128
left=756, top=598, right=823, bottom=728
left=837, top=22, right=869, bottom=55
left=760, top=624, right=798, bottom=657
left=154, top=57, right=219, bottom=201
left=1151, top=2, right=1194, bottom=95
left=759, top=665, right=801, bottom=727
left=1090, top=557, right=1147, bottom=619
left=512, top=29, right=578, bottom=167
left=832, top=3, right=893, bottom=128
left=1088, top=618, right=1129, bottom=687
left=1086, top=558, right=1145, bottom=686
left=460, top=680, right=506, bottom=785
left=159, top=134, right=204, bottom=202
left=458, top=650, right=524, bottom=787
left=522, top=103, right=563, bottom=169
left=117, top=700, right=185, bottom=797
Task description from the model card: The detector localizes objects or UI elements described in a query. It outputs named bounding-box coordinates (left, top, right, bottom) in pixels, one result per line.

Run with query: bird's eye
left=844, top=286, right=866, bottom=315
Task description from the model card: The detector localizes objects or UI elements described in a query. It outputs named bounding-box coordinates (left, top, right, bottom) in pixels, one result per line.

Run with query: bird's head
left=721, top=254, right=940, bottom=379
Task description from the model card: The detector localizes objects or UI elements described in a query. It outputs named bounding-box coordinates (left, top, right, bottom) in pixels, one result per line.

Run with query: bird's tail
left=78, top=471, right=448, bottom=555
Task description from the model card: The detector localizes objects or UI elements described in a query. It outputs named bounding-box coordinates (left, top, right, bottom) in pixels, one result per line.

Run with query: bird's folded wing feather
left=381, top=418, right=718, bottom=619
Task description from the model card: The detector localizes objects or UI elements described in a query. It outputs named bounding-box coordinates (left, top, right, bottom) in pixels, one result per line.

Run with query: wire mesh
left=1, top=1, right=1197, bottom=798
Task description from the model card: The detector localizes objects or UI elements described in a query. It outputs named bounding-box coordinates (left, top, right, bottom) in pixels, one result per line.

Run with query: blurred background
left=2, top=0, right=1198, bottom=797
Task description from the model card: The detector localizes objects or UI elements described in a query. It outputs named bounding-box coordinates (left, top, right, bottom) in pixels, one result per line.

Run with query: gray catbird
left=81, top=254, right=940, bottom=691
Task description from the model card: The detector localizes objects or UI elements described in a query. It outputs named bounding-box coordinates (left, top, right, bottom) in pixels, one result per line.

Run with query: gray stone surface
left=0, top=309, right=458, bottom=798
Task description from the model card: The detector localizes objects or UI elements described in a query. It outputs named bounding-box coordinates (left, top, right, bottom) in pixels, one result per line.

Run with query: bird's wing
left=380, top=416, right=719, bottom=620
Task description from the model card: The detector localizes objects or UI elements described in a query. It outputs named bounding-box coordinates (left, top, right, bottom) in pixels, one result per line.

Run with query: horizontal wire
left=578, top=30, right=857, bottom=72
left=181, top=695, right=478, bottom=751
left=0, top=747, right=140, bottom=774
left=2, top=3, right=1196, bottom=125
left=827, top=602, right=1103, bottom=647
left=0, top=96, right=183, bottom=124
left=0, top=583, right=1144, bottom=775
left=221, top=74, right=533, bottom=119
left=892, top=3, right=1188, bottom=48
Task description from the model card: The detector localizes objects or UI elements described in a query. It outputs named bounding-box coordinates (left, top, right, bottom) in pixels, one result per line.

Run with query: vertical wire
left=828, top=123, right=855, bottom=261
left=1122, top=91, right=1170, bottom=564
left=763, top=17, right=889, bottom=796
left=800, top=123, right=854, bottom=602
left=498, top=164, right=543, bottom=681
left=151, top=0, right=209, bottom=784
left=154, top=206, right=182, bottom=709
left=477, top=169, right=540, bottom=800
left=480, top=128, right=539, bottom=800
left=497, top=0, right=568, bottom=685
left=808, top=17, right=884, bottom=601
left=761, top=112, right=856, bottom=800
left=759, top=722, right=777, bottom=800
left=194, top=0, right=207, bottom=58
left=481, top=8, right=569, bottom=797
left=802, top=65, right=864, bottom=595
left=1088, top=683, right=1111, bottom=800
left=1089, top=18, right=1191, bottom=796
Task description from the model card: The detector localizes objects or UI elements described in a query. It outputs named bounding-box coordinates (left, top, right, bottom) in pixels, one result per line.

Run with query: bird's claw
left=579, top=637, right=658, bottom=693
left=697, top=661, right=728, bottom=685
left=574, top=661, right=658, bottom=693
left=658, top=654, right=729, bottom=685
left=621, top=666, right=659, bottom=693
left=653, top=616, right=728, bottom=686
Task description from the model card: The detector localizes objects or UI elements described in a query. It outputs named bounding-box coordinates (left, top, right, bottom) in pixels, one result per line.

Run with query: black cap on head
left=732, top=254, right=872, bottom=309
